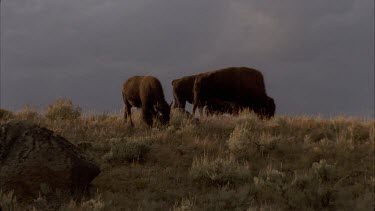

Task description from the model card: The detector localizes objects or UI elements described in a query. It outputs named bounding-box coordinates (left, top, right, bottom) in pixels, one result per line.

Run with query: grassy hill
left=0, top=101, right=374, bottom=210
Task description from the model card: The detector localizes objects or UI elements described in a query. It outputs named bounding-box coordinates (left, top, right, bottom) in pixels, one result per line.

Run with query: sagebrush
left=0, top=103, right=374, bottom=210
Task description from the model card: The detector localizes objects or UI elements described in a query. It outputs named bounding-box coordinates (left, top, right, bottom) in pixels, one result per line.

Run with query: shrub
left=44, top=98, right=81, bottom=120
left=194, top=185, right=252, bottom=210
left=283, top=161, right=337, bottom=210
left=2, top=109, right=371, bottom=210
left=172, top=198, right=195, bottom=211
left=60, top=194, right=105, bottom=211
left=227, top=123, right=254, bottom=153
left=0, top=108, right=14, bottom=120
left=169, top=109, right=194, bottom=128
left=16, top=105, right=39, bottom=121
left=103, top=137, right=152, bottom=163
left=0, top=190, right=18, bottom=211
left=236, top=109, right=259, bottom=125
left=227, top=123, right=279, bottom=161
left=190, top=156, right=251, bottom=186
left=252, top=160, right=374, bottom=210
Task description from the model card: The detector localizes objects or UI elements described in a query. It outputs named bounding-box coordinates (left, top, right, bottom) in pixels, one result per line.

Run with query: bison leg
left=179, top=100, right=186, bottom=109
left=198, top=106, right=204, bottom=117
left=192, top=104, right=197, bottom=116
left=193, top=102, right=204, bottom=117
left=205, top=106, right=211, bottom=116
left=142, top=109, right=153, bottom=127
left=124, top=99, right=134, bottom=127
left=173, top=96, right=186, bottom=109
left=123, top=103, right=129, bottom=120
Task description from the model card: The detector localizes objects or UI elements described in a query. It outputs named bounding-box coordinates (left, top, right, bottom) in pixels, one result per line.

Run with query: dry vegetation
left=0, top=99, right=374, bottom=210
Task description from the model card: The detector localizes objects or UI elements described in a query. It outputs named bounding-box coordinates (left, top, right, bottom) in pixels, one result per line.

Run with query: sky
left=1, top=0, right=374, bottom=117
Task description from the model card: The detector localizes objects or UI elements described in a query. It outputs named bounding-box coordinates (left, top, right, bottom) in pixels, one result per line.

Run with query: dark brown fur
left=122, top=76, right=170, bottom=127
left=172, top=74, right=205, bottom=115
left=193, top=67, right=275, bottom=119
left=172, top=75, right=197, bottom=109
left=205, top=100, right=239, bottom=116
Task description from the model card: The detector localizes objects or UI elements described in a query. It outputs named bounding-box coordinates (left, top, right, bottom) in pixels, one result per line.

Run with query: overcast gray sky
left=1, top=0, right=374, bottom=117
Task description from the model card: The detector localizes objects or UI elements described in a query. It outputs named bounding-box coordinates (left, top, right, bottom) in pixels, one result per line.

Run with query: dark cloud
left=1, top=0, right=373, bottom=117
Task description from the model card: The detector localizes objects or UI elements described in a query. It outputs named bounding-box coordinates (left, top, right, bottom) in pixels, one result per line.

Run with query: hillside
left=0, top=102, right=374, bottom=210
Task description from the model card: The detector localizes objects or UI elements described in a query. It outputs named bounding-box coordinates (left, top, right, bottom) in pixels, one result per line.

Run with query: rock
left=0, top=121, right=100, bottom=200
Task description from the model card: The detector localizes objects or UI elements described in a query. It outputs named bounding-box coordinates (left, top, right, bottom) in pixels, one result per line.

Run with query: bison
left=193, top=67, right=275, bottom=119
left=172, top=75, right=197, bottom=109
left=205, top=100, right=239, bottom=116
left=122, top=76, right=171, bottom=127
left=172, top=74, right=205, bottom=115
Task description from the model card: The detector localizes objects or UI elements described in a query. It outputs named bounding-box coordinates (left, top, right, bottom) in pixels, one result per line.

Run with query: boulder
left=0, top=121, right=100, bottom=200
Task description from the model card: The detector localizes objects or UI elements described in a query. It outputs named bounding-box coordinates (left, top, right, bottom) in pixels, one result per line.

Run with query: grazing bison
left=172, top=74, right=205, bottom=115
left=254, top=95, right=275, bottom=119
left=193, top=67, right=275, bottom=119
left=172, top=75, right=198, bottom=109
left=122, top=76, right=171, bottom=127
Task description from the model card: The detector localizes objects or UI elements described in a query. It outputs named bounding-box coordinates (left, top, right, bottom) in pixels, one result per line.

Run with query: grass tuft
left=16, top=105, right=39, bottom=121
left=190, top=155, right=252, bottom=186
left=44, top=98, right=81, bottom=121
left=103, top=137, right=152, bottom=163
left=0, top=190, right=18, bottom=211
left=0, top=108, right=14, bottom=120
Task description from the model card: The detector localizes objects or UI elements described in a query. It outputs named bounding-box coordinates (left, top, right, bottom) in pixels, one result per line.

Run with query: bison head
left=260, top=96, right=275, bottom=119
left=154, top=102, right=171, bottom=125
left=253, top=96, right=275, bottom=119
left=265, top=97, right=275, bottom=118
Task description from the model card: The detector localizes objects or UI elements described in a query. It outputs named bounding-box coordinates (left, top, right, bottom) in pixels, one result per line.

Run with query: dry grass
left=0, top=101, right=374, bottom=210
left=0, top=108, right=14, bottom=120
left=44, top=98, right=81, bottom=121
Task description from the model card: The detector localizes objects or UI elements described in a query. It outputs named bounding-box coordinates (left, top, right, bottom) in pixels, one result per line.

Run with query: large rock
left=0, top=121, right=100, bottom=199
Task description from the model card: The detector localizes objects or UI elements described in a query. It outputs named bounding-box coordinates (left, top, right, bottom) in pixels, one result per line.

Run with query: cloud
left=3, top=0, right=226, bottom=76
left=1, top=1, right=373, bottom=117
